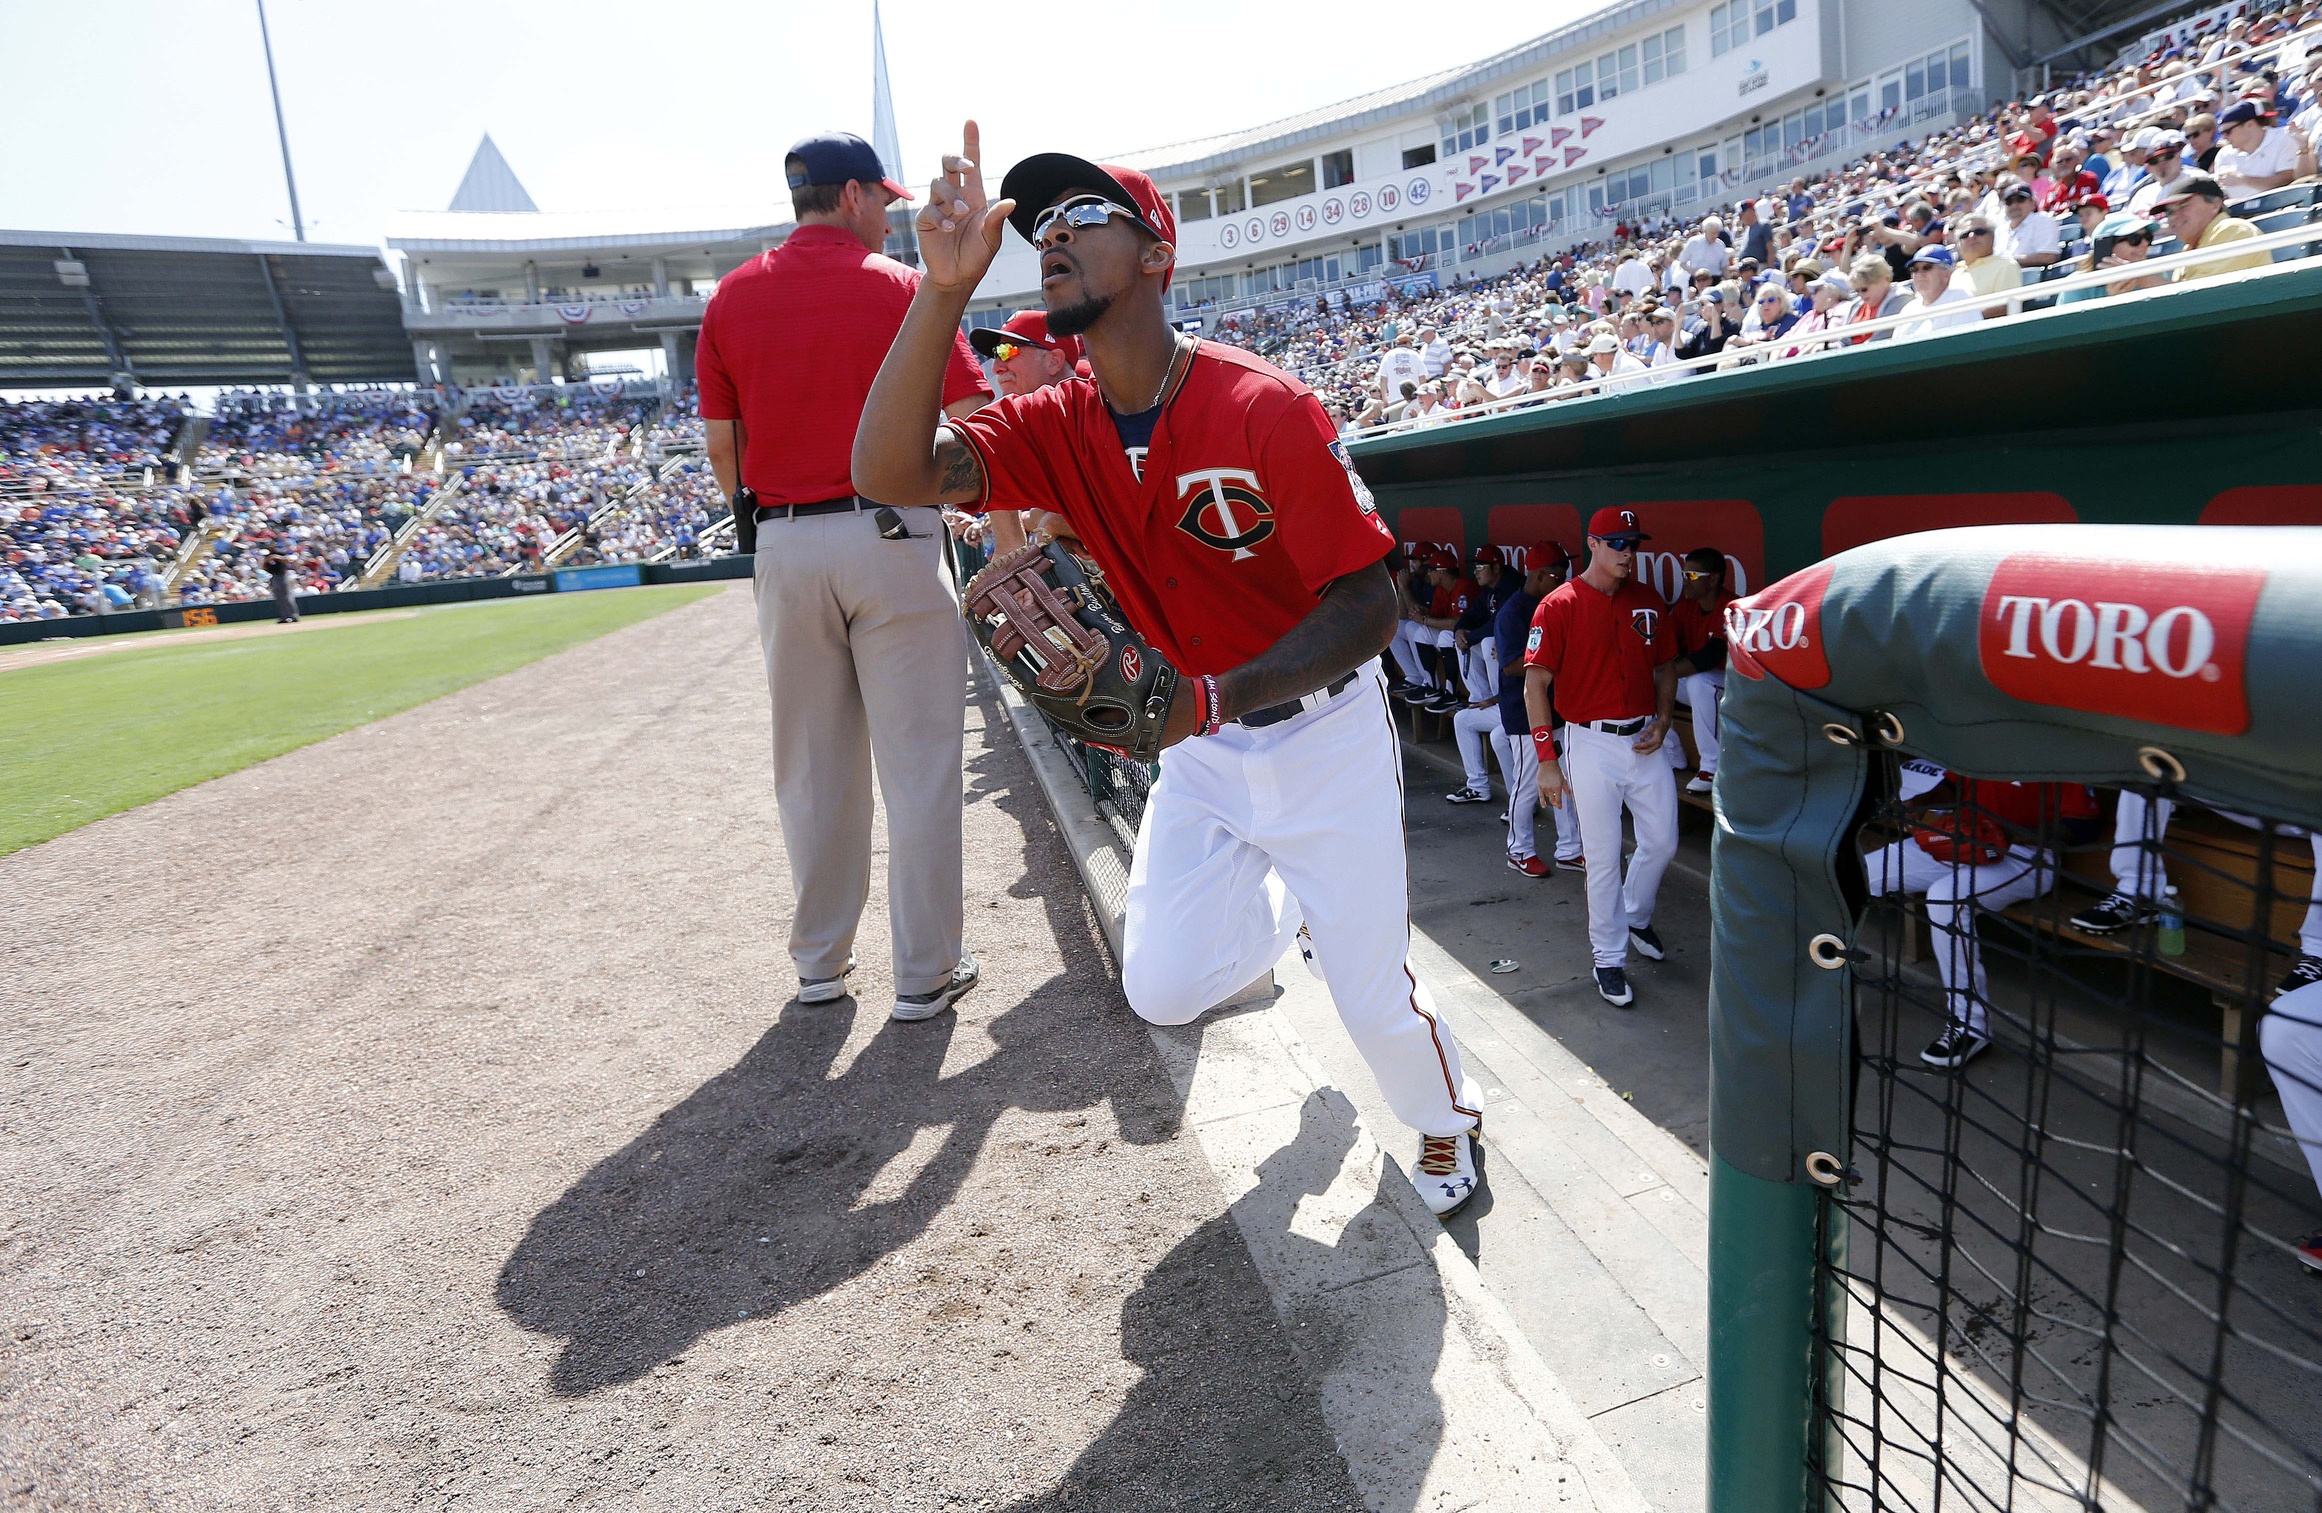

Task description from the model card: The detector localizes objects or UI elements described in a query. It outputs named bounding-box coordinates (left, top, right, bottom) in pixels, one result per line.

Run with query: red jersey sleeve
left=695, top=297, right=738, bottom=422
left=1257, top=396, right=1394, bottom=594
left=942, top=327, right=991, bottom=409
left=1523, top=592, right=1566, bottom=671
left=946, top=386, right=1072, bottom=514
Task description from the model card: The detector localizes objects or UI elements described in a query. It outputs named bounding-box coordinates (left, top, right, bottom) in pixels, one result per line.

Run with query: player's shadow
left=996, top=1090, right=1445, bottom=1513
left=497, top=662, right=1184, bottom=1395
left=497, top=969, right=1185, bottom=1393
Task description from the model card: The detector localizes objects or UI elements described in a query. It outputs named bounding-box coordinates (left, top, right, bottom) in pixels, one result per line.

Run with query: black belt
left=755, top=495, right=871, bottom=521
left=1239, top=671, right=1360, bottom=729
left=1580, top=715, right=1652, bottom=737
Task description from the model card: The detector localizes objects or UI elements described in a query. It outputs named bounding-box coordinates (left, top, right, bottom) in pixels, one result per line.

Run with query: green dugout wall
left=1345, top=264, right=2322, bottom=590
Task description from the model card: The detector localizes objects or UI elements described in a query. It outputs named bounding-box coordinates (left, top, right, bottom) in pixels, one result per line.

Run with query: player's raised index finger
left=963, top=120, right=983, bottom=180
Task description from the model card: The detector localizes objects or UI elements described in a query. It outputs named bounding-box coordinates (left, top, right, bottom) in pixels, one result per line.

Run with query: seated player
left=2261, top=980, right=2322, bottom=1271
left=1865, top=771, right=2099, bottom=1069
left=1666, top=546, right=1732, bottom=796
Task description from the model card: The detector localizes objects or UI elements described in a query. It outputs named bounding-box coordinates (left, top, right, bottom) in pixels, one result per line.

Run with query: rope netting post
left=1706, top=525, right=2322, bottom=1513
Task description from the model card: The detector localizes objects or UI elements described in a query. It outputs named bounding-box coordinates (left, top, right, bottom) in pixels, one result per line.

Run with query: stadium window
left=1496, top=79, right=1549, bottom=136
left=1849, top=87, right=1870, bottom=121
left=1403, top=143, right=1437, bottom=169
left=1321, top=149, right=1354, bottom=189
left=1215, top=179, right=1245, bottom=215
left=1439, top=102, right=1489, bottom=160
left=1594, top=48, right=1636, bottom=100
left=1878, top=70, right=1902, bottom=114
left=1249, top=158, right=1315, bottom=207
left=1557, top=63, right=1597, bottom=116
left=1177, top=188, right=1213, bottom=222
left=1664, top=26, right=1686, bottom=77
left=1695, top=144, right=1720, bottom=181
left=1949, top=41, right=1971, bottom=91
left=1642, top=28, right=1680, bottom=85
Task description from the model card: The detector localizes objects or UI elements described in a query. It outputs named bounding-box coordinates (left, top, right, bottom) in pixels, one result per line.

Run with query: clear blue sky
left=4, top=0, right=1597, bottom=250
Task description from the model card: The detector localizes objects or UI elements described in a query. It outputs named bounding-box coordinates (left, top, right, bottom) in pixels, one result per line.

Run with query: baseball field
left=0, top=584, right=723, bottom=857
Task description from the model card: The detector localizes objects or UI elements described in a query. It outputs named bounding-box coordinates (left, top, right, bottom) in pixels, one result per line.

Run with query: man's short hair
left=1685, top=546, right=1726, bottom=572
left=786, top=156, right=846, bottom=216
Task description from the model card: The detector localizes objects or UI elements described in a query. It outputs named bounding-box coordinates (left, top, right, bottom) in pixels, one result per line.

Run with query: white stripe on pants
left=1563, top=722, right=1680, bottom=967
left=1121, top=663, right=1481, bottom=1137
left=754, top=506, right=965, bottom=996
left=2261, top=983, right=2322, bottom=1197
left=1864, top=840, right=2048, bottom=1036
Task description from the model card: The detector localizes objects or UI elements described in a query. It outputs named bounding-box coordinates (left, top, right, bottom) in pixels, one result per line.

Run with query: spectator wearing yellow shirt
left=2150, top=175, right=2273, bottom=281
left=1947, top=216, right=2023, bottom=319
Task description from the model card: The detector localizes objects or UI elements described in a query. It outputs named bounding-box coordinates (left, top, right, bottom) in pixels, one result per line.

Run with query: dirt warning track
left=0, top=585, right=1361, bottom=1512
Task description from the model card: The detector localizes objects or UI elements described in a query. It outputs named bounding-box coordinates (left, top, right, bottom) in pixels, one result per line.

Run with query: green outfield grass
left=0, top=584, right=727, bottom=857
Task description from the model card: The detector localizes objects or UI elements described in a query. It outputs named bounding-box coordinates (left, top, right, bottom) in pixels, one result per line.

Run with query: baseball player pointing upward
left=1524, top=508, right=1681, bottom=1008
left=852, top=124, right=1485, bottom=1217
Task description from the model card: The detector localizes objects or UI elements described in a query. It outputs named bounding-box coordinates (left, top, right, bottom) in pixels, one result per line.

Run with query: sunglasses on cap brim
left=1033, top=196, right=1139, bottom=248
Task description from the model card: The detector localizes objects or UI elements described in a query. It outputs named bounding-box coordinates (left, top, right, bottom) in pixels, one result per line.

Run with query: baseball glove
left=1911, top=809, right=2012, bottom=866
left=964, top=541, right=1180, bottom=763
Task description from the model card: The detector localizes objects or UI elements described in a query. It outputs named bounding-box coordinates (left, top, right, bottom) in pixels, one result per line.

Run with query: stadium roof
left=382, top=207, right=789, bottom=255
left=0, top=229, right=413, bottom=390
left=1114, top=0, right=1686, bottom=179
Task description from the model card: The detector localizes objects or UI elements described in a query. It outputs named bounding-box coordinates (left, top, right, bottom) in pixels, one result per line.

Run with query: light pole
left=255, top=0, right=306, bottom=242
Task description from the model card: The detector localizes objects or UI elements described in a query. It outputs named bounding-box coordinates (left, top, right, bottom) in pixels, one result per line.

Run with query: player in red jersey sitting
left=853, top=124, right=1485, bottom=1218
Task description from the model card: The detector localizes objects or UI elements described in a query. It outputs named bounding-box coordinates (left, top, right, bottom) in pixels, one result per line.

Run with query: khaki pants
left=753, top=505, right=965, bottom=997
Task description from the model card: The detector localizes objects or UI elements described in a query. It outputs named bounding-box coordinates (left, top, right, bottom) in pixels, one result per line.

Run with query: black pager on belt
left=874, top=505, right=913, bottom=541
left=732, top=487, right=759, bottom=556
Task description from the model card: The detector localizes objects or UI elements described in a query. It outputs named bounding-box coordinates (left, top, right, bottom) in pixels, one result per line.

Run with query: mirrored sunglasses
left=1032, top=197, right=1136, bottom=248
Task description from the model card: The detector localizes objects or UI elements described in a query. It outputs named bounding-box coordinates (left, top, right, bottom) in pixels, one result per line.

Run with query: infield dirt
left=0, top=584, right=1365, bottom=1511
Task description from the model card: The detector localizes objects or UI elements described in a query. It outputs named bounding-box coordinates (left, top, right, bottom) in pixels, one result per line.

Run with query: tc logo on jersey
left=1630, top=607, right=1660, bottom=643
left=1977, top=553, right=2262, bottom=734
left=1175, top=468, right=1275, bottom=561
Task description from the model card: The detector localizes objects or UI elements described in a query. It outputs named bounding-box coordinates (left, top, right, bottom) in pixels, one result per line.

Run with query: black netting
left=1816, top=752, right=2322, bottom=1513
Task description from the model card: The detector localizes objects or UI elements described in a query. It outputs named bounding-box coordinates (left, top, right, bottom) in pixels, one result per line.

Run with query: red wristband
left=1531, top=725, right=1557, bottom=762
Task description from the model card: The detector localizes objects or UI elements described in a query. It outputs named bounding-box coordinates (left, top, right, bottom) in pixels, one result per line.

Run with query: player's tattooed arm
left=933, top=427, right=987, bottom=501
left=1215, top=561, right=1399, bottom=722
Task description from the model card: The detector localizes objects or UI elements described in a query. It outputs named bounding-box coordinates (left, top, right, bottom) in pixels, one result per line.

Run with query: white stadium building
left=383, top=0, right=2174, bottom=386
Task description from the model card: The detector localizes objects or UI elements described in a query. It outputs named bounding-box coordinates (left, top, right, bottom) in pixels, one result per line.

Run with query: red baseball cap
left=1524, top=540, right=1572, bottom=573
left=1587, top=507, right=1651, bottom=542
left=1470, top=544, right=1504, bottom=567
left=968, top=309, right=1084, bottom=366
left=999, top=153, right=1177, bottom=290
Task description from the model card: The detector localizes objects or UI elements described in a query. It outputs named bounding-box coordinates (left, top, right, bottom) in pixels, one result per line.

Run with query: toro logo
left=1724, top=562, right=1834, bottom=689
left=1119, top=644, right=1143, bottom=681
left=1175, top=468, right=1275, bottom=560
left=1978, top=554, right=2263, bottom=734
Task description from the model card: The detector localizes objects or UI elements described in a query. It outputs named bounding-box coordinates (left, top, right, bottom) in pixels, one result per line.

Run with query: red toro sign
left=1725, top=562, right=1834, bottom=689
left=1977, top=554, right=2264, bottom=734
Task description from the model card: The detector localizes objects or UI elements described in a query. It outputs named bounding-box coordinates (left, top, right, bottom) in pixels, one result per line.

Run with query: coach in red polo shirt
left=697, top=130, right=991, bottom=1024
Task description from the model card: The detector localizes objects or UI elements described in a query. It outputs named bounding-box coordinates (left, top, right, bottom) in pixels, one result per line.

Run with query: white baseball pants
left=1461, top=636, right=1497, bottom=705
left=2110, top=796, right=2322, bottom=953
left=1864, top=841, right=2049, bottom=1036
left=2261, top=984, right=2322, bottom=1196
left=1506, top=739, right=1580, bottom=863
left=1677, top=669, right=1724, bottom=773
left=1389, top=621, right=1433, bottom=687
left=1121, top=662, right=1482, bottom=1138
left=1453, top=705, right=1503, bottom=796
left=1563, top=723, right=1680, bottom=967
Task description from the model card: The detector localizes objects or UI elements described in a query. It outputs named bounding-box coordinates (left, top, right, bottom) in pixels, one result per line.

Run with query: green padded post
left=1709, top=1154, right=1822, bottom=1513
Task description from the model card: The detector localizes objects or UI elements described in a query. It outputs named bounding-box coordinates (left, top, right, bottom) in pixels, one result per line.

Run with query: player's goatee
left=1045, top=293, right=1112, bottom=338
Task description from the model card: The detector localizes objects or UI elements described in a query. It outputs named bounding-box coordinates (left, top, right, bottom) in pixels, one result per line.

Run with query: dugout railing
left=1706, top=525, right=2322, bottom=1513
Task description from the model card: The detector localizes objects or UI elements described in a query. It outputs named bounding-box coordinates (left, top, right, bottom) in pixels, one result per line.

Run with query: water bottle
left=2158, top=887, right=2186, bottom=958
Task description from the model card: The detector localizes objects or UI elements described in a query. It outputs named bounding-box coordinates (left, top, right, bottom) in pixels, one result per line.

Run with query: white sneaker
left=798, top=958, right=855, bottom=1004
left=1685, top=772, right=1714, bottom=795
left=1412, top=1130, right=1479, bottom=1218
left=892, top=952, right=979, bottom=1022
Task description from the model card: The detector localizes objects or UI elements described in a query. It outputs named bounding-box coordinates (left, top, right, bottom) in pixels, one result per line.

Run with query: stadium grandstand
left=5, top=0, right=2320, bottom=625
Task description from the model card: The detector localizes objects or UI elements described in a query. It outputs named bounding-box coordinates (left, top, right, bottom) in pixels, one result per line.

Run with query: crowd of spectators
left=176, top=473, right=436, bottom=604
left=1, top=396, right=185, bottom=492
left=200, top=390, right=436, bottom=477
left=394, top=456, right=625, bottom=580
left=1224, top=5, right=2322, bottom=432
left=450, top=389, right=656, bottom=460
left=2, top=397, right=198, bottom=620
left=561, top=459, right=728, bottom=566
left=644, top=391, right=704, bottom=457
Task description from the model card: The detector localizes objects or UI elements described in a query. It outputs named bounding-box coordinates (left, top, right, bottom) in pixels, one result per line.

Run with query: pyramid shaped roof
left=448, top=134, right=538, bottom=214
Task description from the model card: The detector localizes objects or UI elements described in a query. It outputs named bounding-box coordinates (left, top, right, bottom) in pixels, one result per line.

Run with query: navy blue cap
left=785, top=132, right=913, bottom=201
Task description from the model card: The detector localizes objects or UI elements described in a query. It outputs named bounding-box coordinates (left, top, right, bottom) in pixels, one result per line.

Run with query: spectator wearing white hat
left=1892, top=247, right=1983, bottom=338
left=2102, top=127, right=2155, bottom=203
left=2212, top=99, right=2315, bottom=199
left=1586, top=331, right=1650, bottom=387
left=2127, top=131, right=2195, bottom=215
left=1781, top=272, right=1854, bottom=356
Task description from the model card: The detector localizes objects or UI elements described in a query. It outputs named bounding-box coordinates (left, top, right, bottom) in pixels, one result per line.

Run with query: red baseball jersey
left=1669, top=592, right=1732, bottom=658
left=948, top=341, right=1395, bottom=675
left=1430, top=576, right=1479, bottom=619
left=1523, top=575, right=1678, bottom=723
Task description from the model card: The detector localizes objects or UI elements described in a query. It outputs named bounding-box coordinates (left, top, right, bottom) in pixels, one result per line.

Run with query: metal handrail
left=1353, top=219, right=2321, bottom=441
